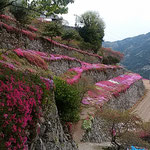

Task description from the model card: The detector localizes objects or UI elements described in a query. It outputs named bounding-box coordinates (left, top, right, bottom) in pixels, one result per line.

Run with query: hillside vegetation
left=0, top=11, right=149, bottom=150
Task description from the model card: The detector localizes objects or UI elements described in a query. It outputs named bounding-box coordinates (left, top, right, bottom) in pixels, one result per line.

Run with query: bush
left=79, top=41, right=95, bottom=53
left=62, top=28, right=82, bottom=45
left=54, top=77, right=81, bottom=122
left=0, top=64, right=52, bottom=149
left=10, top=2, right=32, bottom=25
left=0, top=0, right=9, bottom=13
left=42, top=21, right=62, bottom=40
left=102, top=56, right=120, bottom=65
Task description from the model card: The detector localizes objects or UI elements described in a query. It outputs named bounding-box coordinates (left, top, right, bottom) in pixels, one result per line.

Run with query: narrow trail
left=78, top=142, right=111, bottom=150
left=133, top=79, right=150, bottom=122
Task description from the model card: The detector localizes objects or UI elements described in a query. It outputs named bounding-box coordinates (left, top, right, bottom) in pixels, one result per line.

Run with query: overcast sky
left=61, top=0, right=150, bottom=41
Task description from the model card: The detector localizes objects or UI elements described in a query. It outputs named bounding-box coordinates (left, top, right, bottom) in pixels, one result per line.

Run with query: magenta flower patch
left=82, top=73, right=142, bottom=106
left=66, top=64, right=122, bottom=85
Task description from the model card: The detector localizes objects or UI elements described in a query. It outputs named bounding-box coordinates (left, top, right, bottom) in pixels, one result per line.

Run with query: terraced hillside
left=0, top=14, right=148, bottom=150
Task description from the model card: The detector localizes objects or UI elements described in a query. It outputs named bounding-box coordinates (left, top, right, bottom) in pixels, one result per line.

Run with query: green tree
left=42, top=21, right=62, bottom=40
left=0, top=0, right=11, bottom=12
left=33, top=0, right=74, bottom=16
left=10, top=1, right=32, bottom=25
left=62, top=28, right=81, bottom=45
left=77, top=11, right=105, bottom=53
left=0, top=0, right=74, bottom=16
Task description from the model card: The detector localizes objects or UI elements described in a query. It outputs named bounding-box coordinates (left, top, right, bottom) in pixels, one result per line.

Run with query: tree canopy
left=42, top=21, right=62, bottom=39
left=62, top=28, right=81, bottom=45
left=77, top=11, right=105, bottom=53
left=0, top=0, right=74, bottom=16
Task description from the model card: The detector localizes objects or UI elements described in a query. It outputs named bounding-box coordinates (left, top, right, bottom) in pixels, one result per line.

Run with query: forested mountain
left=103, top=32, right=150, bottom=79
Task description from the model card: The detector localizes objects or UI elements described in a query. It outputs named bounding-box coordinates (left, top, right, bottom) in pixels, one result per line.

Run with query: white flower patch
left=109, top=79, right=119, bottom=84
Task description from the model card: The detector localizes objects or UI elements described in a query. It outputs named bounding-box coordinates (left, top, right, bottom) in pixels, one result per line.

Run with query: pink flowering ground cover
left=101, top=47, right=124, bottom=60
left=27, top=25, right=38, bottom=32
left=66, top=64, right=122, bottom=84
left=82, top=73, right=142, bottom=106
left=46, top=38, right=102, bottom=60
left=0, top=63, right=53, bottom=150
left=14, top=49, right=48, bottom=70
left=0, top=14, right=16, bottom=22
left=0, top=60, right=16, bottom=70
left=0, top=21, right=36, bottom=40
left=14, top=48, right=83, bottom=67
left=0, top=15, right=102, bottom=61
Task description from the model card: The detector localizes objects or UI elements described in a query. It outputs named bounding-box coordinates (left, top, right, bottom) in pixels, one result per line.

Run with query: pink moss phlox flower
left=82, top=73, right=142, bottom=107
left=1, top=54, right=7, bottom=61
left=66, top=63, right=122, bottom=84
left=5, top=141, right=11, bottom=147
left=12, top=125, right=17, bottom=132
left=21, top=29, right=36, bottom=40
left=0, top=21, right=14, bottom=31
left=0, top=14, right=16, bottom=22
left=4, top=114, right=8, bottom=118
left=27, top=50, right=48, bottom=57
left=28, top=25, right=38, bottom=32
left=101, top=47, right=124, bottom=60
left=14, top=48, right=24, bottom=57
left=0, top=75, right=43, bottom=149
left=14, top=49, right=48, bottom=69
left=45, top=37, right=102, bottom=60
left=0, top=21, right=36, bottom=40
left=0, top=60, right=16, bottom=70
left=40, top=76, right=54, bottom=90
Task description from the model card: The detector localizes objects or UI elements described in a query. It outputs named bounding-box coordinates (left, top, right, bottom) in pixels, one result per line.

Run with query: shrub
left=79, top=41, right=95, bottom=53
left=0, top=64, right=52, bottom=149
left=54, top=77, right=81, bottom=122
left=62, top=28, right=82, bottom=45
left=0, top=0, right=9, bottom=13
left=42, top=21, right=62, bottom=40
left=82, top=115, right=94, bottom=130
left=10, top=1, right=32, bottom=25
left=102, top=56, right=120, bottom=65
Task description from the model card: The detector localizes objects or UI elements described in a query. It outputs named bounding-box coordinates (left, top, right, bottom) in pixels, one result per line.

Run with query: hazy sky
left=62, top=0, right=150, bottom=41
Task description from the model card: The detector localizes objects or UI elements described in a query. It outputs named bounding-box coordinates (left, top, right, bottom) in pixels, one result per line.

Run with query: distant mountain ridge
left=103, top=32, right=150, bottom=79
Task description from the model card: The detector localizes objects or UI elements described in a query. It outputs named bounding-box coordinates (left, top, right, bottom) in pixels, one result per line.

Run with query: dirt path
left=133, top=79, right=150, bottom=122
left=78, top=142, right=111, bottom=150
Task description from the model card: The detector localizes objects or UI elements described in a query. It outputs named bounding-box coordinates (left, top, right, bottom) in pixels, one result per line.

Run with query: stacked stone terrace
left=0, top=14, right=102, bottom=63
left=0, top=14, right=146, bottom=146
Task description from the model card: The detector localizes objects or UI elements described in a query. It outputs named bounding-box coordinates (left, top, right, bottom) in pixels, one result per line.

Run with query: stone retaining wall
left=0, top=28, right=101, bottom=63
left=82, top=68, right=125, bottom=85
left=82, top=79, right=145, bottom=143
left=30, top=93, right=78, bottom=150
left=107, top=79, right=145, bottom=110
left=48, top=60, right=81, bottom=76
